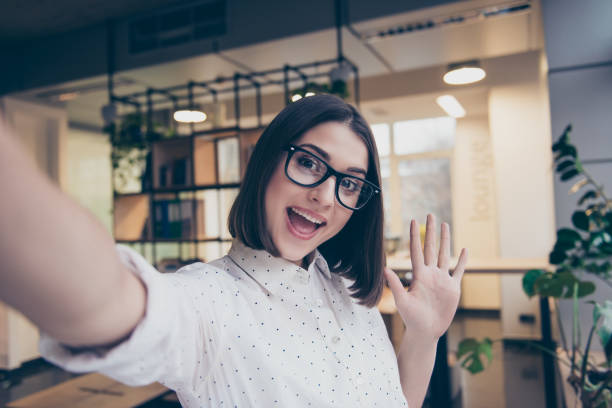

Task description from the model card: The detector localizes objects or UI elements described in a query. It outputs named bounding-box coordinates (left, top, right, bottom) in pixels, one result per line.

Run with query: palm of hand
left=384, top=214, right=468, bottom=341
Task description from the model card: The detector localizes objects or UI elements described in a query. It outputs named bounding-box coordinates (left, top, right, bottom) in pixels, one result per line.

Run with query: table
left=6, top=373, right=169, bottom=408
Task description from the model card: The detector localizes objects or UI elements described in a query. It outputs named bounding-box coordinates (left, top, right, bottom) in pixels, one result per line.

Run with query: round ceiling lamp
left=174, top=109, right=207, bottom=123
left=443, top=60, right=486, bottom=85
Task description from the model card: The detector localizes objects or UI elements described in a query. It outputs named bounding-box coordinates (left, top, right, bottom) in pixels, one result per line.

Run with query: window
left=372, top=117, right=455, bottom=256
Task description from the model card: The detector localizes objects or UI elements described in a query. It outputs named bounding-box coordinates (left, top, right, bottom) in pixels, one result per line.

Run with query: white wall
left=488, top=60, right=556, bottom=259
left=65, top=127, right=113, bottom=233
left=542, top=0, right=612, bottom=352
left=487, top=54, right=556, bottom=337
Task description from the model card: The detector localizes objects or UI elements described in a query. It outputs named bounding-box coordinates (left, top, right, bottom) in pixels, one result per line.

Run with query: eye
left=296, top=154, right=322, bottom=172
left=340, top=178, right=361, bottom=193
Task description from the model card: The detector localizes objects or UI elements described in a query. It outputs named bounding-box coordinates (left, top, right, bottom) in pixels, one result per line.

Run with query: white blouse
left=39, top=240, right=408, bottom=407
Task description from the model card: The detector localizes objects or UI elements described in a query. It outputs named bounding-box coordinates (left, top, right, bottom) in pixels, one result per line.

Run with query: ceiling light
left=436, top=95, right=466, bottom=118
left=173, top=109, right=207, bottom=123
left=443, top=60, right=486, bottom=85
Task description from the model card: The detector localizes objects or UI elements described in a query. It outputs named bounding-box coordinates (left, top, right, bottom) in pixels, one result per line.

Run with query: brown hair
left=228, top=94, right=385, bottom=307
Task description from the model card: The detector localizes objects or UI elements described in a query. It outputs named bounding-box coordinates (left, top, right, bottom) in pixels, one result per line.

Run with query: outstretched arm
left=0, top=121, right=146, bottom=347
left=384, top=214, right=467, bottom=407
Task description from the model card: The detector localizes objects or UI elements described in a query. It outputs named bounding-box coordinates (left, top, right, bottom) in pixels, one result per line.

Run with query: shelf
left=112, top=125, right=262, bottom=263
left=114, top=194, right=150, bottom=241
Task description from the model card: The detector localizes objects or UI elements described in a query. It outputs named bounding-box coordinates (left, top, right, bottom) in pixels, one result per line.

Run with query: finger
left=438, top=222, right=450, bottom=270
left=452, top=248, right=468, bottom=282
left=423, top=214, right=436, bottom=266
left=409, top=219, right=424, bottom=271
left=384, top=267, right=406, bottom=300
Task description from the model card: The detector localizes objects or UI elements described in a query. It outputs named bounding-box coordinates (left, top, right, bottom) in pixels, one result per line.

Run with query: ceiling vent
left=359, top=1, right=531, bottom=42
left=128, top=0, right=226, bottom=54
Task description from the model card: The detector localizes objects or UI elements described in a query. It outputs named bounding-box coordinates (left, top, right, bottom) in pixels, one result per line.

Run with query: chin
left=276, top=241, right=315, bottom=263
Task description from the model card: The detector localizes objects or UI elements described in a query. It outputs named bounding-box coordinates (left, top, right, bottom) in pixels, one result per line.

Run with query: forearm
left=0, top=123, right=145, bottom=347
left=397, top=331, right=438, bottom=407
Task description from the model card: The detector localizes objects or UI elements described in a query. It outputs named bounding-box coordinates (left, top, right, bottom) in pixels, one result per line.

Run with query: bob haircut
left=228, top=94, right=385, bottom=308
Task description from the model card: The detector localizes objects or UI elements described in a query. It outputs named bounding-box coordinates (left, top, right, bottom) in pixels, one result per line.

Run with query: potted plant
left=105, top=111, right=175, bottom=193
left=456, top=125, right=612, bottom=407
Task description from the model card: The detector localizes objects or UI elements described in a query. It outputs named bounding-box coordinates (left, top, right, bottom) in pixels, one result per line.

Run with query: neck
left=288, top=252, right=314, bottom=269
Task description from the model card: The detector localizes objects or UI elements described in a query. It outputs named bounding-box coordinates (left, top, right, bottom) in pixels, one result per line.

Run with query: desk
left=6, top=373, right=169, bottom=408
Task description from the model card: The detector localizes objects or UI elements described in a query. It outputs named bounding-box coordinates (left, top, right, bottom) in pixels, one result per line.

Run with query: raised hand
left=384, top=214, right=468, bottom=342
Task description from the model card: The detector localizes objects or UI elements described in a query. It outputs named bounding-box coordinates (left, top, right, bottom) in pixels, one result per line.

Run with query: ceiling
left=0, top=0, right=187, bottom=41
left=9, top=0, right=544, bottom=128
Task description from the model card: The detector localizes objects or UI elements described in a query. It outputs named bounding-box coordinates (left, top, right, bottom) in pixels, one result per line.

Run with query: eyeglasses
left=284, top=144, right=380, bottom=210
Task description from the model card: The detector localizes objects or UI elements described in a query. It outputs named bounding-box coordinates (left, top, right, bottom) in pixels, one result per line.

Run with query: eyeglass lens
left=286, top=149, right=374, bottom=209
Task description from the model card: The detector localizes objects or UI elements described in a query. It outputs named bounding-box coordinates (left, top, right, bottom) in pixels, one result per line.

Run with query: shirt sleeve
left=38, top=244, right=211, bottom=391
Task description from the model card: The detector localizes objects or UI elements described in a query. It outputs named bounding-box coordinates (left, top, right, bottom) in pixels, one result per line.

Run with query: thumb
left=384, top=267, right=406, bottom=300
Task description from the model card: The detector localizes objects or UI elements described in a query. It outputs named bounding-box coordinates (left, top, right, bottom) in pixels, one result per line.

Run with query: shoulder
left=164, top=255, right=251, bottom=298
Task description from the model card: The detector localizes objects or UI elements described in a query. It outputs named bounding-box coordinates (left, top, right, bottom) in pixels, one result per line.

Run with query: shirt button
left=316, top=298, right=323, bottom=307
left=332, top=335, right=341, bottom=344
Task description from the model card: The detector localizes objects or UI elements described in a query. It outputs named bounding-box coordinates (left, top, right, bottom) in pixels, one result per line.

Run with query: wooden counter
left=6, top=373, right=168, bottom=408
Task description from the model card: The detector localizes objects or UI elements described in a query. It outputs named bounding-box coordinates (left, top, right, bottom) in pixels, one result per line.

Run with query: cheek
left=264, top=164, right=291, bottom=221
left=327, top=207, right=354, bottom=236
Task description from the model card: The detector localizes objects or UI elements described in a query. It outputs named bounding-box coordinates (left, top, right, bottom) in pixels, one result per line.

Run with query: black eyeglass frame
left=283, top=144, right=381, bottom=211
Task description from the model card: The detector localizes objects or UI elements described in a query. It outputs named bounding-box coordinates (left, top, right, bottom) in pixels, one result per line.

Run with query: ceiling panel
left=364, top=12, right=533, bottom=72
left=221, top=29, right=338, bottom=72
left=116, top=53, right=244, bottom=90
left=361, top=87, right=489, bottom=124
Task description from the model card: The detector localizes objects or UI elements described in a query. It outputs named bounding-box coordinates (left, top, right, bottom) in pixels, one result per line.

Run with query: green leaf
left=553, top=239, right=575, bottom=252
left=552, top=125, right=571, bottom=152
left=593, top=301, right=612, bottom=363
left=578, top=190, right=598, bottom=206
left=572, top=211, right=590, bottom=231
left=457, top=338, right=493, bottom=374
left=589, top=231, right=612, bottom=250
left=557, top=228, right=582, bottom=243
left=555, top=160, right=575, bottom=173
left=534, top=273, right=563, bottom=297
left=557, top=144, right=577, bottom=160
left=549, top=250, right=567, bottom=265
left=534, top=271, right=595, bottom=298
left=523, top=269, right=545, bottom=297
left=600, top=243, right=612, bottom=255
left=560, top=168, right=579, bottom=181
left=577, top=281, right=596, bottom=297
left=570, top=256, right=584, bottom=268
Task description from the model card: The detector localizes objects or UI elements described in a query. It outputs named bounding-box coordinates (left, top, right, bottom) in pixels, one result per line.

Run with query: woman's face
left=264, top=121, right=369, bottom=265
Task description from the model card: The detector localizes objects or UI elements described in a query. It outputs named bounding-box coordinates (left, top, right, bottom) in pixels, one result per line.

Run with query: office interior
left=0, top=0, right=611, bottom=407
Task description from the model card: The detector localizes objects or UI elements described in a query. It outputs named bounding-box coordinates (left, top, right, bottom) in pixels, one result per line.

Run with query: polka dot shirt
left=39, top=240, right=408, bottom=407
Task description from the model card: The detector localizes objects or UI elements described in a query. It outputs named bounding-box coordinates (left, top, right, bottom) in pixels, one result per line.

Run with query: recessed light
left=436, top=95, right=466, bottom=118
left=173, top=110, right=207, bottom=123
left=443, top=60, right=486, bottom=85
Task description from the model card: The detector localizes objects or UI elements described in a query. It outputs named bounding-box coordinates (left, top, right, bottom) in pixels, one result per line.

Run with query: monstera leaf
left=523, top=270, right=595, bottom=299
left=457, top=338, right=493, bottom=374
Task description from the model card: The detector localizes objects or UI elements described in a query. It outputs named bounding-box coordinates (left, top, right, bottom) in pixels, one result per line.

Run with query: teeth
left=291, top=207, right=324, bottom=225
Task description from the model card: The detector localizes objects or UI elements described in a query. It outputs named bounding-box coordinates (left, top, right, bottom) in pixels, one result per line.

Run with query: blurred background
left=0, top=0, right=611, bottom=406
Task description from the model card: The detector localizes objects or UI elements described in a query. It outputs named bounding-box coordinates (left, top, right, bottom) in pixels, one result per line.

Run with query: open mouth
left=286, top=207, right=326, bottom=236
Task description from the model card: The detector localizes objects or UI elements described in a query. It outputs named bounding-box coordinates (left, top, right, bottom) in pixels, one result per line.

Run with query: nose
left=308, top=175, right=336, bottom=206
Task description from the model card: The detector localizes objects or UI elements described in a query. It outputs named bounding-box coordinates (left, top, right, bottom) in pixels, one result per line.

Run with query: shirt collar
left=227, top=239, right=332, bottom=295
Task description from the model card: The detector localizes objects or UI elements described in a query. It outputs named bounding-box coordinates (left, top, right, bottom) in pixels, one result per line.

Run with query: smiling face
left=264, top=121, right=369, bottom=265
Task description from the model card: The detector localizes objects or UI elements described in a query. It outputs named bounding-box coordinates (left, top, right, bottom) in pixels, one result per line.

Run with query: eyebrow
left=299, top=143, right=367, bottom=177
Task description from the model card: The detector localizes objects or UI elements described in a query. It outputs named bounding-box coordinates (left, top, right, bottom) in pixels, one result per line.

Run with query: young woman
left=0, top=94, right=466, bottom=407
